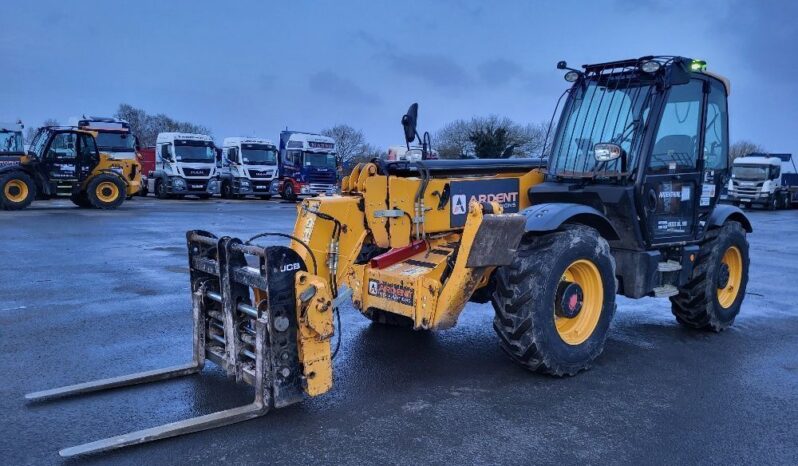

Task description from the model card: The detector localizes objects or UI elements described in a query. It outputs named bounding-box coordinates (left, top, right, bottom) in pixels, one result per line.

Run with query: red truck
left=137, top=147, right=156, bottom=196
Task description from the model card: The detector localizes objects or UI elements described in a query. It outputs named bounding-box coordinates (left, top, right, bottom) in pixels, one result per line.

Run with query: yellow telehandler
left=27, top=56, right=751, bottom=457
left=0, top=126, right=140, bottom=210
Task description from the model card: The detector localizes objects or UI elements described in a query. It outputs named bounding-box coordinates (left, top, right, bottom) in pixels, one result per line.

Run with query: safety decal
left=368, top=279, right=414, bottom=306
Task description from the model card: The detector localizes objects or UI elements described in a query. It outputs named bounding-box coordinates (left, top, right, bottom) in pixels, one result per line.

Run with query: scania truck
left=270, top=130, right=337, bottom=201
left=146, top=132, right=220, bottom=199
left=219, top=137, right=278, bottom=199
left=722, top=153, right=796, bottom=209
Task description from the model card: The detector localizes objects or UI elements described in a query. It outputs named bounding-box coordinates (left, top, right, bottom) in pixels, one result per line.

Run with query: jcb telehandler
left=27, top=56, right=751, bottom=457
left=0, top=126, right=141, bottom=210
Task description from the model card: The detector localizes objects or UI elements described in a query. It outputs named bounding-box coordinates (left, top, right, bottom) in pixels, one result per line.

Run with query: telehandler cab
left=0, top=126, right=141, bottom=210
left=28, top=56, right=751, bottom=457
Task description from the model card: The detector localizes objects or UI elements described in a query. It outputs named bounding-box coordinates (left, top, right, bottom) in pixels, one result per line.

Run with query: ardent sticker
left=368, top=279, right=414, bottom=306
left=449, top=178, right=520, bottom=227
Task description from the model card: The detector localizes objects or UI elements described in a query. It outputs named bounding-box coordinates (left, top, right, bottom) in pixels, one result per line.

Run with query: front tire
left=492, top=225, right=616, bottom=376
left=155, top=179, right=170, bottom=199
left=671, top=221, right=749, bottom=331
left=281, top=182, right=297, bottom=202
left=0, top=171, right=36, bottom=210
left=87, top=174, right=126, bottom=209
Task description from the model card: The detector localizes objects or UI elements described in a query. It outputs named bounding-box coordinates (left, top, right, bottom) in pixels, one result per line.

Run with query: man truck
left=722, top=153, right=796, bottom=209
left=270, top=130, right=337, bottom=201
left=146, top=132, right=220, bottom=199
left=219, top=137, right=278, bottom=199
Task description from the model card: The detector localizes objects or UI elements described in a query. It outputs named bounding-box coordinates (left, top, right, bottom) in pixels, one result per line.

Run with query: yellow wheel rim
left=717, top=246, right=743, bottom=308
left=96, top=181, right=119, bottom=203
left=4, top=179, right=28, bottom=203
left=555, top=259, right=604, bottom=346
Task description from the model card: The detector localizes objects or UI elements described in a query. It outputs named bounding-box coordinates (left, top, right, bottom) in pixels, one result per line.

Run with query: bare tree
left=321, top=124, right=367, bottom=164
left=730, top=140, right=765, bottom=161
left=24, top=118, right=59, bottom=143
left=115, top=104, right=211, bottom=146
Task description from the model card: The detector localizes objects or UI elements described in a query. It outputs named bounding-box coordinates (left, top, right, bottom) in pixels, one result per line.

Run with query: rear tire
left=492, top=225, right=616, bottom=376
left=87, top=174, right=126, bottom=209
left=671, top=221, right=749, bottom=331
left=221, top=181, right=233, bottom=199
left=70, top=191, right=92, bottom=208
left=0, top=171, right=36, bottom=210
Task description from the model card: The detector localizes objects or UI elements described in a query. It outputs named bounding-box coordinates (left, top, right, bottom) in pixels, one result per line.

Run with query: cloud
left=477, top=58, right=525, bottom=86
left=385, top=52, right=472, bottom=90
left=308, top=71, right=380, bottom=105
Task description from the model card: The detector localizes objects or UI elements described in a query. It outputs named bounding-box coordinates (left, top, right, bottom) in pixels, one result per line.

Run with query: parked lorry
left=146, top=132, right=220, bottom=199
left=137, top=146, right=156, bottom=195
left=219, top=137, right=278, bottom=199
left=270, top=130, right=337, bottom=201
left=722, top=153, right=797, bottom=209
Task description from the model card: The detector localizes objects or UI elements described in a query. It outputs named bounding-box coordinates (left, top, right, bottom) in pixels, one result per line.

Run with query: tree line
left=22, top=105, right=767, bottom=164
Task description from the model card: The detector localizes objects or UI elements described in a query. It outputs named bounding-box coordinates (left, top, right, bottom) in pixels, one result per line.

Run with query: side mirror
left=593, top=143, right=624, bottom=162
left=402, top=103, right=419, bottom=144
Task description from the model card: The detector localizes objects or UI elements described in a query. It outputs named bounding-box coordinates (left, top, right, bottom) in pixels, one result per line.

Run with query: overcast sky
left=2, top=0, right=796, bottom=152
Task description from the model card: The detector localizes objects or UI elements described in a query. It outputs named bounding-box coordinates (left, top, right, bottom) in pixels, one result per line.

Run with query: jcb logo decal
left=280, top=262, right=301, bottom=272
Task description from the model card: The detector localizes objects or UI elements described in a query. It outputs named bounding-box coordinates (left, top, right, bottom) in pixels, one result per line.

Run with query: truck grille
left=249, top=169, right=274, bottom=179
left=307, top=172, right=335, bottom=183
left=184, top=168, right=211, bottom=177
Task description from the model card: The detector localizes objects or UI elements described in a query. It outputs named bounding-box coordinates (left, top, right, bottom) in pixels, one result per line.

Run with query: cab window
left=649, top=79, right=703, bottom=173
left=79, top=134, right=98, bottom=160
left=703, top=80, right=728, bottom=170
left=47, top=133, right=78, bottom=160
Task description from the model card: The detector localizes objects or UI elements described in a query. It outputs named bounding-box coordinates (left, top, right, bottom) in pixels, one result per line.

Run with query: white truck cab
left=723, top=153, right=797, bottom=209
left=148, top=132, right=220, bottom=199
left=219, top=137, right=278, bottom=199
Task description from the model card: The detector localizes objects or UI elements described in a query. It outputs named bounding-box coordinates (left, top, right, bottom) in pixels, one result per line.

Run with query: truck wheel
left=767, top=196, right=777, bottom=210
left=139, top=184, right=149, bottom=197
left=221, top=182, right=232, bottom=199
left=281, top=182, right=297, bottom=202
left=155, top=179, right=170, bottom=199
left=0, top=171, right=36, bottom=210
left=70, top=191, right=92, bottom=208
left=87, top=174, right=126, bottom=209
left=492, top=225, right=616, bottom=376
left=671, top=221, right=749, bottom=331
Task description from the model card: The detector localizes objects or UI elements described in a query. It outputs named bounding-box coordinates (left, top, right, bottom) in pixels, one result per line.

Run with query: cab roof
left=223, top=136, right=274, bottom=147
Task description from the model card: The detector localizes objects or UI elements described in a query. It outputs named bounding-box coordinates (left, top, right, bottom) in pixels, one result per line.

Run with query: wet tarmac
left=1, top=197, right=796, bottom=465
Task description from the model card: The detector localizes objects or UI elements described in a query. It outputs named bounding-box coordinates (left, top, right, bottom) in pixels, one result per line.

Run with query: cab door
left=42, top=131, right=80, bottom=181
left=640, top=79, right=706, bottom=245
left=76, top=133, right=100, bottom=181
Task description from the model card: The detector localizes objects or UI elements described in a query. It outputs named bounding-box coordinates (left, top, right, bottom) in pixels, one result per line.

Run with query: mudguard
left=708, top=204, right=753, bottom=232
left=521, top=203, right=620, bottom=240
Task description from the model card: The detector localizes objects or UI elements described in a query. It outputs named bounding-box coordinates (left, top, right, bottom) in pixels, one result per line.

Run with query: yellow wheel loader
left=0, top=126, right=141, bottom=210
left=27, top=56, right=751, bottom=457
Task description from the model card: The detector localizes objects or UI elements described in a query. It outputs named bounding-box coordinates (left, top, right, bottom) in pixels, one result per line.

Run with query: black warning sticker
left=449, top=178, right=520, bottom=227
left=367, top=279, right=415, bottom=306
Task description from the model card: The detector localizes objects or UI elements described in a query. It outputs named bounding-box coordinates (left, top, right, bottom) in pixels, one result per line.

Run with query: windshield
left=303, top=152, right=337, bottom=168
left=549, top=76, right=654, bottom=177
left=732, top=165, right=769, bottom=180
left=0, top=130, right=24, bottom=153
left=241, top=144, right=277, bottom=165
left=175, top=140, right=215, bottom=163
left=95, top=131, right=136, bottom=152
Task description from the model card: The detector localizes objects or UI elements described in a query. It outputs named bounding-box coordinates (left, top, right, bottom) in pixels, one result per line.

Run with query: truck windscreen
left=242, top=144, right=277, bottom=165
left=732, top=165, right=769, bottom=180
left=0, top=131, right=24, bottom=153
left=95, top=132, right=136, bottom=152
left=175, top=140, right=215, bottom=163
left=303, top=152, right=336, bottom=168
left=549, top=78, right=654, bottom=177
